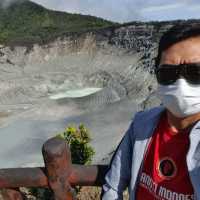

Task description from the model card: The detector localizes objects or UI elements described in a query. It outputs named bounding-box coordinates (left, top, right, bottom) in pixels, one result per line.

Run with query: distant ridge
left=0, top=0, right=115, bottom=45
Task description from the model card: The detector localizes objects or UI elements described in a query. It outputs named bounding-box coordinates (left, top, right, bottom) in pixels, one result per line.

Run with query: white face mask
left=156, top=79, right=200, bottom=118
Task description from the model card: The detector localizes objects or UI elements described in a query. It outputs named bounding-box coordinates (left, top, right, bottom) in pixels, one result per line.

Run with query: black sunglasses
left=155, top=63, right=200, bottom=85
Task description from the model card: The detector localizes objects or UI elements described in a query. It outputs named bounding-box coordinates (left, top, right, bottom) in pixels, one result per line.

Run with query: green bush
left=56, top=123, right=95, bottom=164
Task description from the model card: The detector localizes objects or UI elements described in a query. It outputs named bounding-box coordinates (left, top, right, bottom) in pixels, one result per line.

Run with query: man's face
left=156, top=36, right=200, bottom=118
left=160, top=36, right=200, bottom=66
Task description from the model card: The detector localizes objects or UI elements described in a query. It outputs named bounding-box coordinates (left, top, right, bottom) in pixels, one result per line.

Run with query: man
left=101, top=23, right=200, bottom=200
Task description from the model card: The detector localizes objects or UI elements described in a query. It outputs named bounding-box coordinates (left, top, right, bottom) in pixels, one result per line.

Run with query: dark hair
left=155, top=22, right=200, bottom=67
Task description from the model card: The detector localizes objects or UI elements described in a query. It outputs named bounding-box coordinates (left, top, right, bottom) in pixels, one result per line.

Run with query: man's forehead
left=160, top=36, right=200, bottom=65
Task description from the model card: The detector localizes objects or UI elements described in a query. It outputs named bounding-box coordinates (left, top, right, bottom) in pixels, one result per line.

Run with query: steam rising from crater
left=0, top=0, right=25, bottom=8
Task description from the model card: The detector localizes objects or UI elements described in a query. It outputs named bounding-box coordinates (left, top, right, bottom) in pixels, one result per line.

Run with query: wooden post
left=1, top=188, right=24, bottom=200
left=42, top=137, right=75, bottom=200
left=0, top=136, right=109, bottom=200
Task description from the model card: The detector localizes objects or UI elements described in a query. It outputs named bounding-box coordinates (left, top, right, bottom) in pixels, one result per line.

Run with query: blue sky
left=5, top=0, right=200, bottom=22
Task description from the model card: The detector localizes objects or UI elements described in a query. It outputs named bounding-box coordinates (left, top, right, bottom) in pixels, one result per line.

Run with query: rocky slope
left=0, top=23, right=168, bottom=112
left=1, top=2, right=199, bottom=115
left=0, top=22, right=164, bottom=167
left=1, top=1, right=200, bottom=168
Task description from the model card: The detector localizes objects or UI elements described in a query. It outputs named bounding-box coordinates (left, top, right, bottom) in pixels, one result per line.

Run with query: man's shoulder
left=129, top=106, right=165, bottom=139
left=133, top=106, right=165, bottom=122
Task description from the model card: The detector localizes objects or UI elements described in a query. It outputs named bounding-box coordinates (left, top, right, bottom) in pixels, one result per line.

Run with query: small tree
left=57, top=123, right=95, bottom=164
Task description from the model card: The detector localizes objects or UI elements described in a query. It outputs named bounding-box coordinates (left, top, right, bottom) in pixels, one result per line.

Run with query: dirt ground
left=77, top=187, right=129, bottom=200
left=0, top=187, right=129, bottom=200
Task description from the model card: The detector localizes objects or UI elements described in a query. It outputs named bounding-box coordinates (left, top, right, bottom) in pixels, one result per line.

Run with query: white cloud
left=187, top=4, right=200, bottom=10
left=141, top=3, right=184, bottom=13
left=31, top=0, right=143, bottom=22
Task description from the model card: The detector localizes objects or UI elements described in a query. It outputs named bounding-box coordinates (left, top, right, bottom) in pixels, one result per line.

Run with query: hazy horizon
left=0, top=0, right=200, bottom=23
left=29, top=0, right=200, bottom=23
